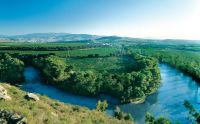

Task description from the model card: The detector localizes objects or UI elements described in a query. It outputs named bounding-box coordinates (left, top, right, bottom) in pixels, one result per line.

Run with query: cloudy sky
left=0, top=0, right=199, bottom=40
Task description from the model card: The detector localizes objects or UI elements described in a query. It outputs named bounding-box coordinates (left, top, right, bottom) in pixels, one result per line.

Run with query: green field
left=0, top=42, right=87, bottom=47
left=66, top=56, right=135, bottom=73
left=0, top=47, right=119, bottom=57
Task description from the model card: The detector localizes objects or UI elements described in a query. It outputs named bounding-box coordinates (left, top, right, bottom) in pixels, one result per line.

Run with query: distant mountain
left=0, top=33, right=199, bottom=44
left=95, top=36, right=135, bottom=43
left=0, top=33, right=101, bottom=42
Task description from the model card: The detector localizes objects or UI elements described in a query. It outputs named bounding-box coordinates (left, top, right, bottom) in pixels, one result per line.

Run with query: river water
left=21, top=64, right=200, bottom=124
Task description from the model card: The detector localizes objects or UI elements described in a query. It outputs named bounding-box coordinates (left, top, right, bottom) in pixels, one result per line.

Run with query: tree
left=124, top=113, right=133, bottom=121
left=96, top=100, right=108, bottom=112
left=114, top=106, right=123, bottom=120
left=184, top=100, right=200, bottom=123
left=154, top=117, right=171, bottom=124
left=145, top=112, right=171, bottom=124
left=73, top=71, right=98, bottom=96
left=145, top=112, right=155, bottom=123
left=0, top=53, right=24, bottom=84
left=114, top=106, right=133, bottom=121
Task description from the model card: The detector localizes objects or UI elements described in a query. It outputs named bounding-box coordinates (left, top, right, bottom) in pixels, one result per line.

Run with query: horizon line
left=0, top=32, right=200, bottom=41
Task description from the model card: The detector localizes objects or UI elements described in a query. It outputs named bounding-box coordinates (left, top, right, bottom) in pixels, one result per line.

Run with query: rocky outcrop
left=0, top=109, right=27, bottom=124
left=25, top=93, right=40, bottom=101
left=0, top=85, right=11, bottom=100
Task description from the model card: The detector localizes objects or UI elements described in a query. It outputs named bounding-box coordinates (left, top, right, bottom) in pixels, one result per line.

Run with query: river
left=21, top=64, right=200, bottom=124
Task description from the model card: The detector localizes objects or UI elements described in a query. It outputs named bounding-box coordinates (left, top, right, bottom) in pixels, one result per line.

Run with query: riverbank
left=120, top=64, right=200, bottom=124
left=18, top=64, right=200, bottom=124
left=0, top=83, right=133, bottom=124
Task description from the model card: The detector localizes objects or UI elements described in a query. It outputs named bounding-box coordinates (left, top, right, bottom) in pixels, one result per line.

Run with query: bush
left=114, top=106, right=133, bottom=121
left=145, top=112, right=171, bottom=124
left=96, top=100, right=108, bottom=112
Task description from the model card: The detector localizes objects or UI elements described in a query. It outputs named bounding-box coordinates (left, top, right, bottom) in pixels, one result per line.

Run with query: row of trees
left=184, top=100, right=200, bottom=123
left=0, top=45, right=102, bottom=51
left=0, top=53, right=24, bottom=84
left=33, top=53, right=161, bottom=103
left=145, top=51, right=200, bottom=82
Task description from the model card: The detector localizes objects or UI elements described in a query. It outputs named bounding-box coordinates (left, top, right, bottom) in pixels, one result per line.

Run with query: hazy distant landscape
left=0, top=33, right=200, bottom=44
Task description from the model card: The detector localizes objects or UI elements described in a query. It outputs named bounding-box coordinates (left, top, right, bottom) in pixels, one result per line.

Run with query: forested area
left=141, top=50, right=200, bottom=82
left=0, top=44, right=101, bottom=51
left=32, top=53, right=160, bottom=103
left=0, top=53, right=24, bottom=84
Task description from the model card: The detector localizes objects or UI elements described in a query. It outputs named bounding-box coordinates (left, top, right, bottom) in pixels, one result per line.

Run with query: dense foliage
left=0, top=44, right=101, bottom=51
left=0, top=47, right=118, bottom=58
left=33, top=54, right=160, bottom=103
left=0, top=53, right=24, bottom=84
left=127, top=43, right=200, bottom=82
left=146, top=51, right=200, bottom=81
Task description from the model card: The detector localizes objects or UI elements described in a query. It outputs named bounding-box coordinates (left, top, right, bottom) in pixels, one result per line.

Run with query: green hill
left=0, top=83, right=133, bottom=124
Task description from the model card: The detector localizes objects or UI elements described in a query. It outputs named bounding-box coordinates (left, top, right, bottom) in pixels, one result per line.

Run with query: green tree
left=154, top=117, right=171, bottom=124
left=145, top=112, right=155, bottom=123
left=145, top=112, right=171, bottom=124
left=96, top=100, right=108, bottom=112
left=0, top=53, right=24, bottom=84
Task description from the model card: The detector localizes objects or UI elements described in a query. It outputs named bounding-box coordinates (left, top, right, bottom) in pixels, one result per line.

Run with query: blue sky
left=0, top=0, right=199, bottom=39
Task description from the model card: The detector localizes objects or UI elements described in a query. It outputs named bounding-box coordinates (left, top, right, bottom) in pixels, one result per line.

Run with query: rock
left=9, top=114, right=27, bottom=124
left=0, top=119, right=7, bottom=124
left=0, top=109, right=12, bottom=119
left=0, top=85, right=11, bottom=100
left=25, top=93, right=40, bottom=101
left=0, top=109, right=27, bottom=124
left=9, top=114, right=24, bottom=123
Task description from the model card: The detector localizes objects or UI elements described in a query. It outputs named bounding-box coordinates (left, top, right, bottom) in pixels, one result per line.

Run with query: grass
left=66, top=56, right=135, bottom=74
left=0, top=83, right=133, bottom=124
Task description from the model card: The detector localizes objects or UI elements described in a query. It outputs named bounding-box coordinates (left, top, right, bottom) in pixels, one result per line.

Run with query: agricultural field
left=0, top=46, right=119, bottom=57
left=0, top=42, right=88, bottom=47
left=66, top=56, right=135, bottom=74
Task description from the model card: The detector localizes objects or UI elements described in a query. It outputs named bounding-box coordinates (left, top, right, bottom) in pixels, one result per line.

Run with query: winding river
left=21, top=64, right=200, bottom=124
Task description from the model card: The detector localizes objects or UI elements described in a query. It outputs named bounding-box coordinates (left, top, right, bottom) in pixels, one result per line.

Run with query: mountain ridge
left=0, top=33, right=199, bottom=44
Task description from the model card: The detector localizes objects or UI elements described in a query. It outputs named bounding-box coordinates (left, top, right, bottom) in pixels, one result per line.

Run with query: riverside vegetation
left=0, top=40, right=200, bottom=123
left=32, top=53, right=161, bottom=103
left=0, top=52, right=161, bottom=104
